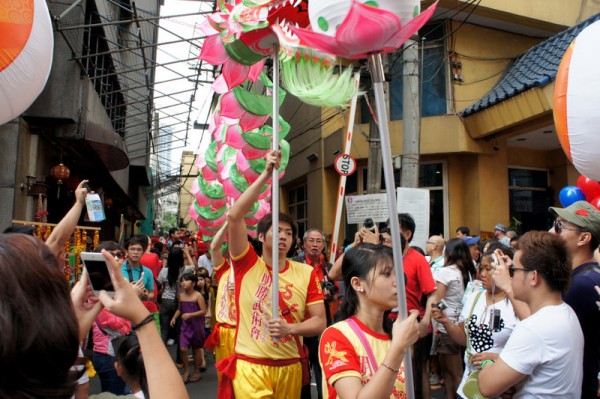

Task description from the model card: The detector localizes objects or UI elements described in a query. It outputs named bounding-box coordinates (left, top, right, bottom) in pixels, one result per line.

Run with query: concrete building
left=0, top=0, right=161, bottom=238
left=178, top=150, right=198, bottom=231
left=280, top=1, right=600, bottom=244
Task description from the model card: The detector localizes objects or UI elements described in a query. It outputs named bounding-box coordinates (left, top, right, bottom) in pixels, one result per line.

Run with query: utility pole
left=367, top=104, right=382, bottom=194
left=400, top=37, right=420, bottom=188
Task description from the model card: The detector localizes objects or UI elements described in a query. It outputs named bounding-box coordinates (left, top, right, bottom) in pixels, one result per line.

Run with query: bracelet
left=131, top=314, right=154, bottom=331
left=381, top=363, right=400, bottom=374
left=481, top=360, right=495, bottom=369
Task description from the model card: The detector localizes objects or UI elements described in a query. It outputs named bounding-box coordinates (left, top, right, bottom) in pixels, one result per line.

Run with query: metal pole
left=368, top=53, right=415, bottom=399
left=329, top=72, right=360, bottom=265
left=271, top=43, right=280, bottom=325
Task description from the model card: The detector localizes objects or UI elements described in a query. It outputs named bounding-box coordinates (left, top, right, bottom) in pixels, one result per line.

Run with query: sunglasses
left=509, top=266, right=533, bottom=277
left=110, top=251, right=125, bottom=259
left=553, top=220, right=581, bottom=235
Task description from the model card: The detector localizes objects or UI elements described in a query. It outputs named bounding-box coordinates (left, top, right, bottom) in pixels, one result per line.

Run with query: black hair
left=126, top=234, right=148, bottom=251
left=518, top=231, right=571, bottom=293
left=337, top=243, right=394, bottom=338
left=456, top=226, right=470, bottom=236
left=180, top=272, right=198, bottom=285
left=168, top=228, right=179, bottom=237
left=387, top=213, right=416, bottom=243
left=95, top=240, right=121, bottom=252
left=166, top=247, right=184, bottom=287
left=257, top=212, right=298, bottom=242
left=153, top=241, right=164, bottom=252
left=115, top=333, right=149, bottom=399
left=444, top=238, right=476, bottom=289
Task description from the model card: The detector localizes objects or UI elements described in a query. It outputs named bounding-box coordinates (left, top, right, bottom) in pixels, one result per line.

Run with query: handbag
left=461, top=291, right=490, bottom=399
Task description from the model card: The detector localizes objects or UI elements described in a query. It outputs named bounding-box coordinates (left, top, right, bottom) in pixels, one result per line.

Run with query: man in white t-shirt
left=198, top=252, right=214, bottom=276
left=478, top=231, right=583, bottom=398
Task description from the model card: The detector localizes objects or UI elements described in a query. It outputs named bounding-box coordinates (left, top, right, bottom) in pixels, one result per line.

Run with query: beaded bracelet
left=131, top=314, right=154, bottom=331
left=381, top=363, right=400, bottom=373
left=481, top=359, right=495, bottom=369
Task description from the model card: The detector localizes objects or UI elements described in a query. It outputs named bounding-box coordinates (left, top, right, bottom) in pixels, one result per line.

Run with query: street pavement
left=88, top=345, right=446, bottom=398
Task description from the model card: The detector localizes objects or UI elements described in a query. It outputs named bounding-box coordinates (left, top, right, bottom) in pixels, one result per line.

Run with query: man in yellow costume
left=217, top=150, right=326, bottom=398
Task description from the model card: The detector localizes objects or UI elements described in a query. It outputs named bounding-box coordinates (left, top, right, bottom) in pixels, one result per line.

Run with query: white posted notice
left=396, top=187, right=430, bottom=249
left=344, top=194, right=389, bottom=224
left=344, top=189, right=430, bottom=249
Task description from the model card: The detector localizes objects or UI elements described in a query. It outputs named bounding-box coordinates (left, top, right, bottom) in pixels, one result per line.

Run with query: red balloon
left=576, top=175, right=600, bottom=201
left=589, top=196, right=600, bottom=210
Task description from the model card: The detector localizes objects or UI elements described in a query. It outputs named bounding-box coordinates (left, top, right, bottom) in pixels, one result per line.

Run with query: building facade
left=0, top=0, right=161, bottom=238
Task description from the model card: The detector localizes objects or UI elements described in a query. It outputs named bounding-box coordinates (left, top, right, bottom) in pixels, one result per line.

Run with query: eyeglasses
left=381, top=237, right=392, bottom=244
left=128, top=247, right=144, bottom=253
left=306, top=239, right=324, bottom=244
left=110, top=252, right=125, bottom=259
left=509, top=266, right=533, bottom=277
left=553, top=220, right=581, bottom=235
left=426, top=241, right=435, bottom=246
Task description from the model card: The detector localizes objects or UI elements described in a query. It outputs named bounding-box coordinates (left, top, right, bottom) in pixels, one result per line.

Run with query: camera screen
left=83, top=259, right=114, bottom=293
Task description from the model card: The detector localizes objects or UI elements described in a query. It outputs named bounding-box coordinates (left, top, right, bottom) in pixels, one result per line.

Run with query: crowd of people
left=1, top=155, right=600, bottom=399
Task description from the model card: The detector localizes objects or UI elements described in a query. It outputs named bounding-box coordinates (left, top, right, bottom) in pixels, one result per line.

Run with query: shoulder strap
left=124, top=261, right=134, bottom=282
left=346, top=318, right=378, bottom=373
left=464, top=290, right=484, bottom=359
left=468, top=291, right=484, bottom=319
left=277, top=289, right=305, bottom=359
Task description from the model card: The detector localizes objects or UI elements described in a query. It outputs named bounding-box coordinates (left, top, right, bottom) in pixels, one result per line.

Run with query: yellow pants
left=233, top=358, right=302, bottom=399
left=215, top=326, right=235, bottom=383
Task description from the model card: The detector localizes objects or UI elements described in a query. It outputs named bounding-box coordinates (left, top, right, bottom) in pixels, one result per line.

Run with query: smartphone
left=80, top=252, right=115, bottom=297
left=491, top=253, right=499, bottom=265
left=363, top=218, right=376, bottom=232
left=435, top=299, right=448, bottom=310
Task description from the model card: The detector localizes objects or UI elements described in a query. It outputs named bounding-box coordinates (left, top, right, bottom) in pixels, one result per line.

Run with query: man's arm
left=228, top=150, right=279, bottom=258
left=478, top=357, right=526, bottom=397
left=46, top=180, right=88, bottom=257
left=268, top=302, right=327, bottom=338
left=420, top=290, right=437, bottom=337
left=210, top=222, right=228, bottom=268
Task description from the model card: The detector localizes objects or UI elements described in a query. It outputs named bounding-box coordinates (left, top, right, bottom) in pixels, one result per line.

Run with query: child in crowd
left=114, top=333, right=148, bottom=399
left=196, top=274, right=210, bottom=371
left=170, top=273, right=206, bottom=383
left=203, top=276, right=214, bottom=340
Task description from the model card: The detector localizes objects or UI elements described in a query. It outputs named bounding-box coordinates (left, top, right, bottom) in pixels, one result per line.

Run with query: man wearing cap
left=549, top=201, right=600, bottom=399
left=494, top=224, right=510, bottom=246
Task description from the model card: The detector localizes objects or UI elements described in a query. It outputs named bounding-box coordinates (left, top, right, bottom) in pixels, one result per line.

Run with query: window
left=508, top=168, right=551, bottom=233
left=82, top=3, right=127, bottom=136
left=419, top=162, right=446, bottom=237
left=389, top=23, right=447, bottom=120
left=288, top=184, right=308, bottom=238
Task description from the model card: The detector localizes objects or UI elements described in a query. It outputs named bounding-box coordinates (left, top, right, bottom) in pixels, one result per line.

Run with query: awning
left=84, top=122, right=129, bottom=171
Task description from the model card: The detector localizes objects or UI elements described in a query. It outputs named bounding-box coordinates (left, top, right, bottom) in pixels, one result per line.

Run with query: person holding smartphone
left=0, top=233, right=189, bottom=399
left=122, top=235, right=155, bottom=301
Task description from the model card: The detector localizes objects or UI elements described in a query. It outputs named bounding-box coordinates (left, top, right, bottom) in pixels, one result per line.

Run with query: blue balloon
left=559, top=186, right=586, bottom=207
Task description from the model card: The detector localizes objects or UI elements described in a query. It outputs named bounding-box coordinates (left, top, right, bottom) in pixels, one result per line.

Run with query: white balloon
left=0, top=0, right=54, bottom=125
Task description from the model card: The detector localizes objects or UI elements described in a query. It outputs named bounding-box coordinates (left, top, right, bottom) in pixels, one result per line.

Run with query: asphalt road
left=88, top=345, right=446, bottom=398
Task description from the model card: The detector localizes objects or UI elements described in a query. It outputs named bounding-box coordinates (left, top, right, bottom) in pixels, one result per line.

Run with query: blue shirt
left=121, top=261, right=155, bottom=293
left=563, top=261, right=600, bottom=399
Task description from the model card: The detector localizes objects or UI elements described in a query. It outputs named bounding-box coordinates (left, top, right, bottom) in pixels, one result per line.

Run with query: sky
left=153, top=0, right=215, bottom=175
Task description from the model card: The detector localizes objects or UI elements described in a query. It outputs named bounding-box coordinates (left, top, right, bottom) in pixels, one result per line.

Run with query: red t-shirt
left=140, top=252, right=162, bottom=280
left=403, top=248, right=436, bottom=317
